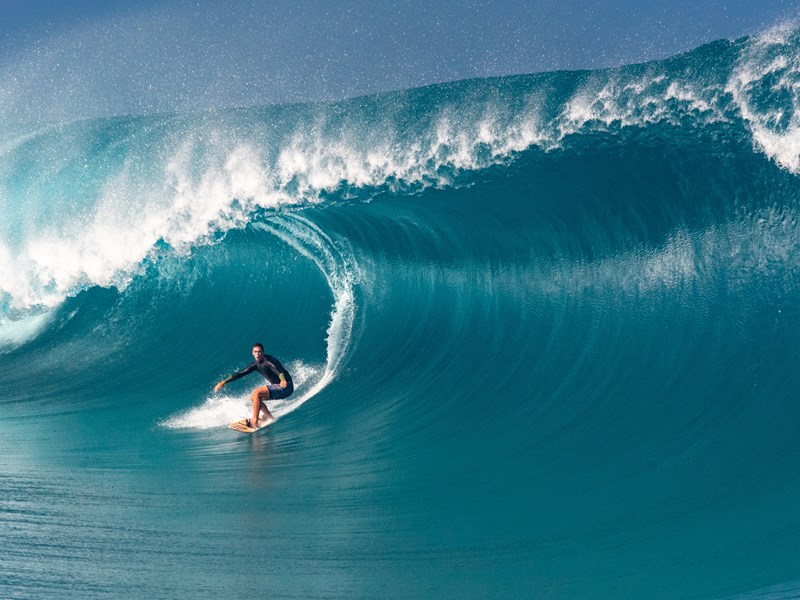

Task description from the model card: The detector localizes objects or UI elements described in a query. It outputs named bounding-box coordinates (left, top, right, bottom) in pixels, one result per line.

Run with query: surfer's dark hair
left=253, top=342, right=264, bottom=350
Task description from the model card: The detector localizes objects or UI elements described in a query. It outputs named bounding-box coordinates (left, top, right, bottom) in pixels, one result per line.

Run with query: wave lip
left=728, top=24, right=800, bottom=172
left=4, top=28, right=800, bottom=327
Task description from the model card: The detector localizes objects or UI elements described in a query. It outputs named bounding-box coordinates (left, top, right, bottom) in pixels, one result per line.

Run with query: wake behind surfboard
left=228, top=418, right=274, bottom=433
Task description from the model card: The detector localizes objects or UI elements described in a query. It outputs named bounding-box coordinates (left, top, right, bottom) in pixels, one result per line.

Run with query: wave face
left=3, top=27, right=800, bottom=600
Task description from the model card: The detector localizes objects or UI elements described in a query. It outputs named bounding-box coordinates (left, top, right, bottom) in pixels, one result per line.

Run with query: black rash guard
left=224, top=355, right=294, bottom=391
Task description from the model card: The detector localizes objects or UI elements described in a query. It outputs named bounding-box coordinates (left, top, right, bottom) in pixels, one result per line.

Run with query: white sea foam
left=664, top=81, right=715, bottom=114
left=558, top=70, right=726, bottom=140
left=728, top=24, right=800, bottom=173
left=0, top=137, right=291, bottom=314
left=0, top=310, right=53, bottom=350
left=0, top=95, right=547, bottom=322
left=160, top=394, right=251, bottom=430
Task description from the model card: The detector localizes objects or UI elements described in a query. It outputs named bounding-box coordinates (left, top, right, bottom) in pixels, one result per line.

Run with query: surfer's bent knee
left=252, top=386, right=270, bottom=400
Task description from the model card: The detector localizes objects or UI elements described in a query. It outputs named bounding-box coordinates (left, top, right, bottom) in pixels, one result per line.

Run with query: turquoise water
left=3, top=27, right=800, bottom=599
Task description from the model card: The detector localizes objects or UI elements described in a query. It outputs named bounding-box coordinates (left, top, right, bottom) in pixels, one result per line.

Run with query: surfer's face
left=252, top=346, right=264, bottom=361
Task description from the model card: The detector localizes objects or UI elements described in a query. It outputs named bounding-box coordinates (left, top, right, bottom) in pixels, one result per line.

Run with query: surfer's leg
left=250, top=386, right=273, bottom=427
left=259, top=398, right=274, bottom=423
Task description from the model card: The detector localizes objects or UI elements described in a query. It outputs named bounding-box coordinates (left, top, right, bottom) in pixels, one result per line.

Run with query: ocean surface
left=3, top=25, right=800, bottom=600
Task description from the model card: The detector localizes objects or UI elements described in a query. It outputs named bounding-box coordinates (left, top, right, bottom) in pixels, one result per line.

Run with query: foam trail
left=162, top=214, right=360, bottom=429
left=255, top=215, right=360, bottom=412
left=161, top=360, right=321, bottom=429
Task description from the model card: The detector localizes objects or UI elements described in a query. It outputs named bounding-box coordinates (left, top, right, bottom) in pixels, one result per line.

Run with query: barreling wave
left=2, top=25, right=800, bottom=420
left=0, top=30, right=798, bottom=408
left=3, top=23, right=800, bottom=600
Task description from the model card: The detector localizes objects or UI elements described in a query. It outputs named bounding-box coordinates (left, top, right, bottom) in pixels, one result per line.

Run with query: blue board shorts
left=267, top=383, right=293, bottom=400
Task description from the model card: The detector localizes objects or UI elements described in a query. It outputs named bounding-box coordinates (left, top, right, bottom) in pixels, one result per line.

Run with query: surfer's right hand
left=214, top=381, right=225, bottom=392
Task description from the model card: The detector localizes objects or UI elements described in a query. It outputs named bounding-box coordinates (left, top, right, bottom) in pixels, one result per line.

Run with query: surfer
left=214, top=343, right=294, bottom=428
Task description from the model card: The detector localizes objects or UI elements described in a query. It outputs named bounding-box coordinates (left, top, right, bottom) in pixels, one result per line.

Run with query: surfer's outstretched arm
left=214, top=363, right=257, bottom=392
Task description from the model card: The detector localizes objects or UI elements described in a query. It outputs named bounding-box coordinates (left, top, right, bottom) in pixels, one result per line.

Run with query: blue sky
left=0, top=0, right=799, bottom=121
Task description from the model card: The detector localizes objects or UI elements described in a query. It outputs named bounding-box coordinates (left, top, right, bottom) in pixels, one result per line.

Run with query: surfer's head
left=252, top=342, right=264, bottom=361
